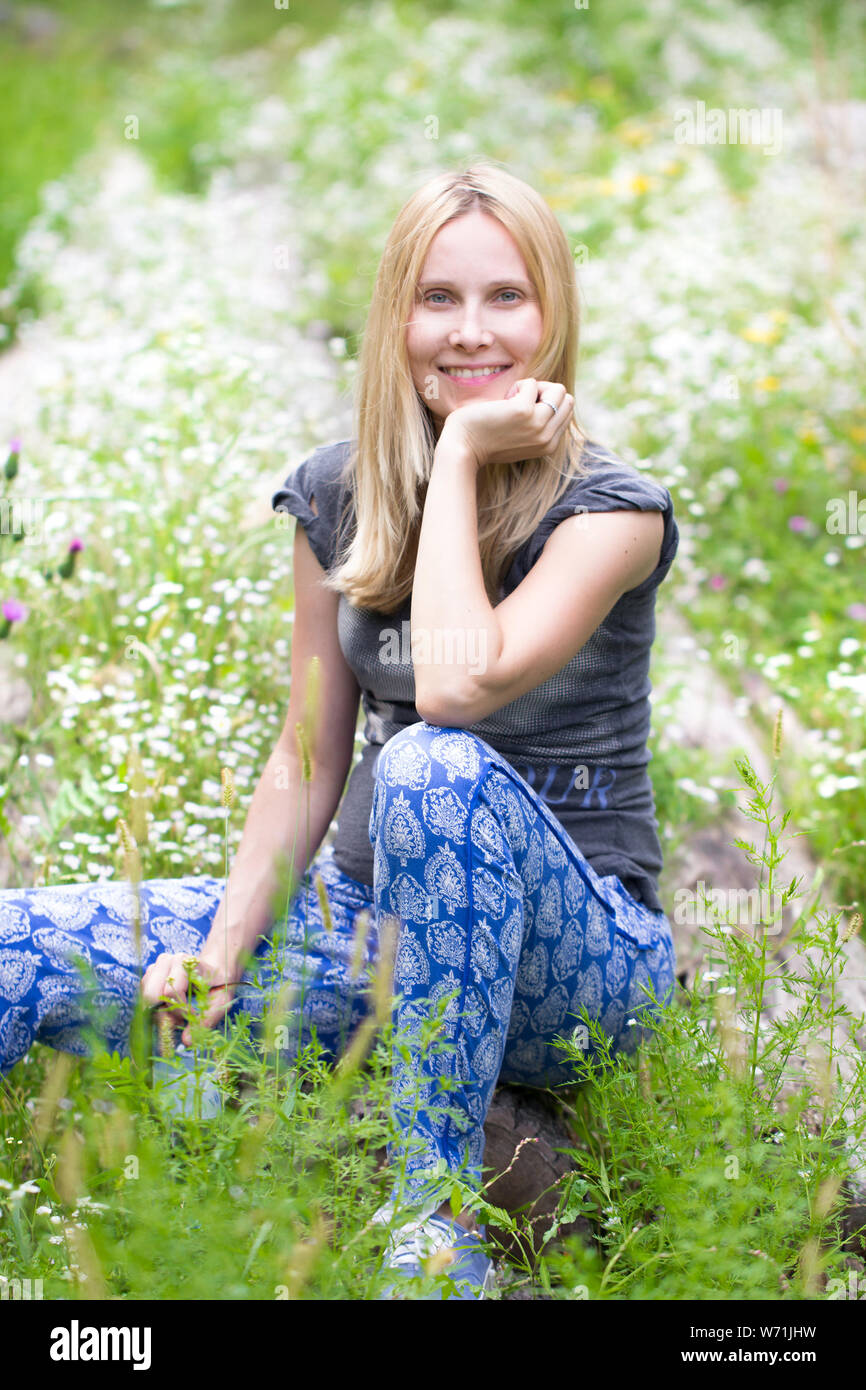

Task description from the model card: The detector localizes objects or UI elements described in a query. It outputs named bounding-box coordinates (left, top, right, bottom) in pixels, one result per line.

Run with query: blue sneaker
left=376, top=1212, right=496, bottom=1300
left=151, top=1042, right=224, bottom=1121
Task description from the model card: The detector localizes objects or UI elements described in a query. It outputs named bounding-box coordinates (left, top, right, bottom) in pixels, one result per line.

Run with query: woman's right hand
left=141, top=949, right=243, bottom=1047
left=437, top=376, right=574, bottom=472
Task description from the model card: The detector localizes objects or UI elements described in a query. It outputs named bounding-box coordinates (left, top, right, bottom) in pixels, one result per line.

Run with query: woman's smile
left=437, top=363, right=513, bottom=388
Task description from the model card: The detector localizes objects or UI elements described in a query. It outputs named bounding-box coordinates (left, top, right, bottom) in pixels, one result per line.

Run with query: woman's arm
left=142, top=524, right=361, bottom=1033
left=410, top=432, right=498, bottom=725
left=203, top=524, right=361, bottom=965
left=412, top=385, right=663, bottom=727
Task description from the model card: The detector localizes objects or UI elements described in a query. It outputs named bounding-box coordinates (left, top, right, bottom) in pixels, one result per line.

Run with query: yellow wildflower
left=742, top=326, right=779, bottom=344
left=628, top=173, right=652, bottom=195
left=619, top=123, right=652, bottom=146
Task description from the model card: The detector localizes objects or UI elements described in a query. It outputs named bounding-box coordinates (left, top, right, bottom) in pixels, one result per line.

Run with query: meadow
left=1, top=0, right=864, bottom=1300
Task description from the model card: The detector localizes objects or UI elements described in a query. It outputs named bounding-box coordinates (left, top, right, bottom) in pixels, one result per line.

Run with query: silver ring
left=540, top=399, right=558, bottom=416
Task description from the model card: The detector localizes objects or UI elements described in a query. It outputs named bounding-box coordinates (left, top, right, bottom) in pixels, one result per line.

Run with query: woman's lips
left=438, top=365, right=512, bottom=387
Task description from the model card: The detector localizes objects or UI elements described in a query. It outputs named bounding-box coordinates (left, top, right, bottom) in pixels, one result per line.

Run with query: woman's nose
left=448, top=306, right=493, bottom=348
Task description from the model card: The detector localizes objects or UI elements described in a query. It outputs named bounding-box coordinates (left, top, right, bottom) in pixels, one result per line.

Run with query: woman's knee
left=368, top=722, right=496, bottom=848
left=375, top=722, right=492, bottom=790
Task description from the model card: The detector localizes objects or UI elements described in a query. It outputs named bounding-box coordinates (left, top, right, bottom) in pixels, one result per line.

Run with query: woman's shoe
left=377, top=1213, right=496, bottom=1300
left=151, top=1042, right=224, bottom=1121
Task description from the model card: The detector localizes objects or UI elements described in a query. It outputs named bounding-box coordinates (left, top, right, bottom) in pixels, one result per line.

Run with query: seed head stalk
left=220, top=766, right=235, bottom=1045
left=117, top=816, right=147, bottom=1072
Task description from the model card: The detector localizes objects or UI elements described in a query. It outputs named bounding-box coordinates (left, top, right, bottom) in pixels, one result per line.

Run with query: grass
left=1, top=739, right=863, bottom=1299
left=1, top=0, right=865, bottom=1299
left=0, top=0, right=380, bottom=345
left=546, top=752, right=866, bottom=1300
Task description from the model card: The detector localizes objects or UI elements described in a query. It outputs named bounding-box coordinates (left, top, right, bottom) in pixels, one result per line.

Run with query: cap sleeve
left=510, top=456, right=679, bottom=597
left=271, top=439, right=355, bottom=573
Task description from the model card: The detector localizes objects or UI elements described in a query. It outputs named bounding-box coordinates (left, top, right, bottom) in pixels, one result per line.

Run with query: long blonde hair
left=324, top=159, right=591, bottom=614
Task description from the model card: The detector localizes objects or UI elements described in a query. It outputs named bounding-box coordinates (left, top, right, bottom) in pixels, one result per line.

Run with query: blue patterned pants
left=0, top=722, right=676, bottom=1220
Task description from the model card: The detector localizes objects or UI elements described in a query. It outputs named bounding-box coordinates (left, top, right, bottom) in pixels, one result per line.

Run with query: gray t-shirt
left=272, top=437, right=679, bottom=913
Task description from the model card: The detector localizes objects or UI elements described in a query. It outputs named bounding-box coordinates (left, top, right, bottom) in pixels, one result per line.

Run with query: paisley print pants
left=0, top=722, right=676, bottom=1221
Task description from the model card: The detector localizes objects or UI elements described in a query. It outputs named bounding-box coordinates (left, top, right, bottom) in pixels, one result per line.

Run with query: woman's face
left=406, top=209, right=544, bottom=437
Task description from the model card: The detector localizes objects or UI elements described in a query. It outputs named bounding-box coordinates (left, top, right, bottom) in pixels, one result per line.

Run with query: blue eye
left=422, top=289, right=523, bottom=305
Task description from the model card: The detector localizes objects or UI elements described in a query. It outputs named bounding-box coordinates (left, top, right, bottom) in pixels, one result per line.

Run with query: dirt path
left=0, top=148, right=354, bottom=883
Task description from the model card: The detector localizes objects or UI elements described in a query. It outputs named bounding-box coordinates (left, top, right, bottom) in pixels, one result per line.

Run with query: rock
left=839, top=1178, right=866, bottom=1255
left=481, top=1084, right=594, bottom=1264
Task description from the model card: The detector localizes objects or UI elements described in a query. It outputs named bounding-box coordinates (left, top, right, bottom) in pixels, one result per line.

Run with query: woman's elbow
left=414, top=680, right=482, bottom=729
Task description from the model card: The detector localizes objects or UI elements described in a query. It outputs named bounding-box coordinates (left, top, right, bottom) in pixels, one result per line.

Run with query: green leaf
left=598, top=1154, right=612, bottom=1202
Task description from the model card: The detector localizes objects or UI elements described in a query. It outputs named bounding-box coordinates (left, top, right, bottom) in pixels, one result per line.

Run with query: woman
left=0, top=161, right=679, bottom=1300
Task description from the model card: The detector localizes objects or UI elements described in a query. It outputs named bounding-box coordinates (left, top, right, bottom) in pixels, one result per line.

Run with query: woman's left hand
left=141, top=948, right=241, bottom=1047
left=435, top=377, right=574, bottom=472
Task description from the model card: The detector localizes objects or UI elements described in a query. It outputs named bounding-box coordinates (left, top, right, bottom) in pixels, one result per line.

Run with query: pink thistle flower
left=1, top=599, right=28, bottom=623
left=709, top=574, right=727, bottom=590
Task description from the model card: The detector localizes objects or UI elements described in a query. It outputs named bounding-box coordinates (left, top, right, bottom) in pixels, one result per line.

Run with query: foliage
left=1, top=0, right=865, bottom=1300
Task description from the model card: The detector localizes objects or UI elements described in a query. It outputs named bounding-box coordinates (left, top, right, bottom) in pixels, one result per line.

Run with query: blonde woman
left=0, top=161, right=679, bottom=1300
